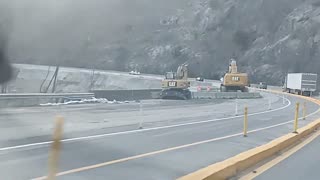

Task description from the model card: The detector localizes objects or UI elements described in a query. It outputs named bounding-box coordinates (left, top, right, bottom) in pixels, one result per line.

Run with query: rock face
left=4, top=0, right=320, bottom=86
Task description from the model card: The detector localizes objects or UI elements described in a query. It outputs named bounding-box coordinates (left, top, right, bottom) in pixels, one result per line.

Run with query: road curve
left=0, top=93, right=319, bottom=180
left=253, top=128, right=320, bottom=180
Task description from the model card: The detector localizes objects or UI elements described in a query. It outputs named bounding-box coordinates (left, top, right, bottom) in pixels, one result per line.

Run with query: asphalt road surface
left=254, top=132, right=320, bottom=180
left=0, top=92, right=319, bottom=180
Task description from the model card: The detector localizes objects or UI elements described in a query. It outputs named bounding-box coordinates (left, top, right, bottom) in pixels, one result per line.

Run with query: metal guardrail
left=0, top=93, right=94, bottom=108
left=0, top=93, right=94, bottom=98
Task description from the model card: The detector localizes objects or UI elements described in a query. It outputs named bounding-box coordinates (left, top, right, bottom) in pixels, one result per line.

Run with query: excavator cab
left=165, top=72, right=176, bottom=80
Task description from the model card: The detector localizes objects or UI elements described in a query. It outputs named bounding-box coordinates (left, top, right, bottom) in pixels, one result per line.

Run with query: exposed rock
left=3, top=0, right=320, bottom=86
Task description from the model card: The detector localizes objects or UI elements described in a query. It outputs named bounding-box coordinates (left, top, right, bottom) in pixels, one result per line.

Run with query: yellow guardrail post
left=47, top=116, right=64, bottom=180
left=244, top=106, right=248, bottom=137
left=303, top=102, right=306, bottom=120
left=293, top=103, right=300, bottom=133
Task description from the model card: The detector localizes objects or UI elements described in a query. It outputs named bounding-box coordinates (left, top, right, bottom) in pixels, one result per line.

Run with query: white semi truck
left=284, top=73, right=318, bottom=96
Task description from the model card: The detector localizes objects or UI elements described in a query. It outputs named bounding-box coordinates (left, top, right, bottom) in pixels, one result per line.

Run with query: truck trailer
left=284, top=73, right=318, bottom=96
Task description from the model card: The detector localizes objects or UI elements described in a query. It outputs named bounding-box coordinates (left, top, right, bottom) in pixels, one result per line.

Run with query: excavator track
left=160, top=89, right=191, bottom=100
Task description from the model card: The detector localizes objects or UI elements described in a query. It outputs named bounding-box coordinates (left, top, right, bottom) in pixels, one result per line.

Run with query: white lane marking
left=31, top=107, right=320, bottom=180
left=249, top=107, right=320, bottom=133
left=31, top=132, right=245, bottom=180
left=0, top=97, right=292, bottom=151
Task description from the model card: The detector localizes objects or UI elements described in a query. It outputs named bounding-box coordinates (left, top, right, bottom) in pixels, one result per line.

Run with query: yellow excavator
left=220, top=59, right=249, bottom=92
left=160, top=63, right=191, bottom=100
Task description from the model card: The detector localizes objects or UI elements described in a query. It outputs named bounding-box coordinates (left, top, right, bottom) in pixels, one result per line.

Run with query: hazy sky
left=1, top=0, right=189, bottom=64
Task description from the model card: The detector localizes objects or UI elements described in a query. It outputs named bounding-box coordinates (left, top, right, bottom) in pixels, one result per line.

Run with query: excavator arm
left=176, top=63, right=188, bottom=80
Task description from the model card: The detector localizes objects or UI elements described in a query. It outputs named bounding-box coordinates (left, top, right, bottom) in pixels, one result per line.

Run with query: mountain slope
left=4, top=0, right=320, bottom=85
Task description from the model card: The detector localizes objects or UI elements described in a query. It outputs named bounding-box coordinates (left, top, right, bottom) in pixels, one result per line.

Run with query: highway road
left=11, top=63, right=221, bottom=93
left=0, top=92, right=319, bottom=179
left=13, top=63, right=164, bottom=80
left=254, top=132, right=320, bottom=180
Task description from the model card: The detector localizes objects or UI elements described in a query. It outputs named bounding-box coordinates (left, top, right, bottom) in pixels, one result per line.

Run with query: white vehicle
left=129, top=70, right=140, bottom=75
left=284, top=73, right=317, bottom=96
left=196, top=77, right=204, bottom=82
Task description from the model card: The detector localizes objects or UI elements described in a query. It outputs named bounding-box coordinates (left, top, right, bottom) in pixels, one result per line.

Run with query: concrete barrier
left=91, top=89, right=162, bottom=101
left=93, top=90, right=261, bottom=101
left=178, top=91, right=320, bottom=180
left=192, top=92, right=261, bottom=99
left=0, top=90, right=262, bottom=108
left=0, top=93, right=94, bottom=108
left=0, top=90, right=261, bottom=108
left=236, top=92, right=261, bottom=99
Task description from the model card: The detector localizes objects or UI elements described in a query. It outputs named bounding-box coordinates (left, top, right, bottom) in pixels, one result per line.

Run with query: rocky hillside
left=3, top=0, right=320, bottom=85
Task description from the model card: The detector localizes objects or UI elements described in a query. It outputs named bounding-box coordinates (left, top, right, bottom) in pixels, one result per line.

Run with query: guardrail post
left=293, top=103, right=300, bottom=133
left=268, top=98, right=272, bottom=110
left=139, top=101, right=143, bottom=129
left=235, top=99, right=238, bottom=116
left=48, top=116, right=64, bottom=180
left=303, top=102, right=306, bottom=120
left=243, top=106, right=248, bottom=137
